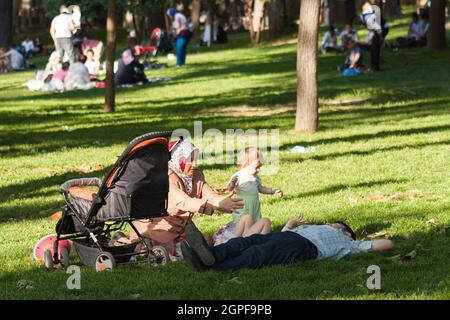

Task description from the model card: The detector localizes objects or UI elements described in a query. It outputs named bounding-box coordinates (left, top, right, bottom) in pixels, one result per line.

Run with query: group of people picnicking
left=109, top=140, right=394, bottom=272
left=322, top=1, right=432, bottom=76
left=23, top=1, right=228, bottom=92
left=0, top=37, right=44, bottom=73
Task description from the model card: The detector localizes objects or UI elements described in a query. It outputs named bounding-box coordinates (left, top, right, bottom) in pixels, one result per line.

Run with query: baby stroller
left=43, top=131, right=173, bottom=271
left=134, top=28, right=173, bottom=64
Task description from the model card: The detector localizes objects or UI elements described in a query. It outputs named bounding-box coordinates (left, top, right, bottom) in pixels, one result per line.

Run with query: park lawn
left=1, top=16, right=450, bottom=299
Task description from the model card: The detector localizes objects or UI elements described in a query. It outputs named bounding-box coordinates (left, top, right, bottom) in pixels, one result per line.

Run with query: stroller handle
left=60, top=178, right=102, bottom=194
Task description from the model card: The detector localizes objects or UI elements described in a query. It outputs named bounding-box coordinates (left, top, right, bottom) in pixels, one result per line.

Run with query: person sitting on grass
left=114, top=48, right=147, bottom=86
left=84, top=49, right=100, bottom=80
left=213, top=147, right=282, bottom=246
left=115, top=139, right=244, bottom=260
left=0, top=45, right=25, bottom=71
left=392, top=13, right=427, bottom=50
left=321, top=25, right=340, bottom=54
left=338, top=38, right=365, bottom=76
left=181, top=216, right=394, bottom=272
left=50, top=61, right=70, bottom=91
left=339, top=24, right=358, bottom=50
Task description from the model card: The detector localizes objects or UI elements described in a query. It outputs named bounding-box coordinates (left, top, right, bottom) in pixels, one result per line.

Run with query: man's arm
left=50, top=26, right=56, bottom=44
left=372, top=239, right=394, bottom=252
left=282, top=216, right=308, bottom=232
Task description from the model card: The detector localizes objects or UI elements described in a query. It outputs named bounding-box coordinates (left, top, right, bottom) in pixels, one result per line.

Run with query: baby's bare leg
left=243, top=218, right=272, bottom=237
left=234, top=215, right=254, bottom=236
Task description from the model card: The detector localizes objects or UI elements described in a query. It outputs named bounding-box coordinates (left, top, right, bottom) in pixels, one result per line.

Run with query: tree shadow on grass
left=281, top=139, right=450, bottom=163
left=280, top=124, right=450, bottom=151
left=266, top=179, right=408, bottom=204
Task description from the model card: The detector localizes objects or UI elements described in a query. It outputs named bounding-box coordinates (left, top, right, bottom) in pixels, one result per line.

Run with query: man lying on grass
left=181, top=216, right=394, bottom=272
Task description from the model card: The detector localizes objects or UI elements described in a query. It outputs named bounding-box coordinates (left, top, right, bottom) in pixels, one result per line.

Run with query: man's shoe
left=185, top=223, right=216, bottom=266
left=180, top=241, right=208, bottom=272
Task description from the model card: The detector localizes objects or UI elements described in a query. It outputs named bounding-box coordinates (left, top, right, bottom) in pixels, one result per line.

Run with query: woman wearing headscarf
left=114, top=48, right=147, bottom=86
left=167, top=3, right=191, bottom=67
left=129, top=140, right=244, bottom=259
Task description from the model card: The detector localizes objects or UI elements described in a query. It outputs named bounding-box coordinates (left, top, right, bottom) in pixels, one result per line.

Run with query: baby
left=213, top=147, right=283, bottom=245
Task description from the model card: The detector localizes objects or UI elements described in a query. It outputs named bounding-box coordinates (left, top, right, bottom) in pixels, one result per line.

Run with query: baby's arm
left=258, top=185, right=283, bottom=197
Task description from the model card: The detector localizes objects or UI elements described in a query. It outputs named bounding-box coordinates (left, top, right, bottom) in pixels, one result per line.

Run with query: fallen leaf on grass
left=227, top=277, right=243, bottom=285
left=349, top=190, right=425, bottom=203
left=63, top=164, right=104, bottom=174
left=48, top=210, right=62, bottom=221
left=426, top=219, right=447, bottom=234
left=38, top=168, right=58, bottom=176
left=388, top=249, right=417, bottom=262
left=366, top=231, right=389, bottom=239
left=129, top=293, right=141, bottom=299
left=17, top=280, right=34, bottom=290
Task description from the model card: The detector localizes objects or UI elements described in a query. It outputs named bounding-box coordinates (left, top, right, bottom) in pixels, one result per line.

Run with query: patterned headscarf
left=168, top=140, right=199, bottom=195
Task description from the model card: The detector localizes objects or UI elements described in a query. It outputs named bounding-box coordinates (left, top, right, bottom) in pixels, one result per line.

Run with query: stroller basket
left=73, top=239, right=139, bottom=267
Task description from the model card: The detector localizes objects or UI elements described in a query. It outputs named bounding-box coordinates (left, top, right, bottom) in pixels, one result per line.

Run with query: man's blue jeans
left=176, top=36, right=188, bottom=66
left=211, top=232, right=318, bottom=272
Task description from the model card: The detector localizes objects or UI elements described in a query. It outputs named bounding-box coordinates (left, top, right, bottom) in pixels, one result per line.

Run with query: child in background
left=84, top=49, right=100, bottom=79
left=213, top=147, right=283, bottom=246
left=51, top=61, right=70, bottom=91
left=53, top=61, right=70, bottom=82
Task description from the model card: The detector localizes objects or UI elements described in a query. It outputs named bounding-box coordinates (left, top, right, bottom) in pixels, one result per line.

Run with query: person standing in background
left=50, top=5, right=76, bottom=64
left=167, top=3, right=191, bottom=67
left=360, top=1, right=383, bottom=71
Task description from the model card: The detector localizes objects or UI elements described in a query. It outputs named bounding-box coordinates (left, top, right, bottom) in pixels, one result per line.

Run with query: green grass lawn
left=1, top=15, right=449, bottom=299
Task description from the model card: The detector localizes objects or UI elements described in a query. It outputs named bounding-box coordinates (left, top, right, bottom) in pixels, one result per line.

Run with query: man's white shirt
left=51, top=14, right=74, bottom=38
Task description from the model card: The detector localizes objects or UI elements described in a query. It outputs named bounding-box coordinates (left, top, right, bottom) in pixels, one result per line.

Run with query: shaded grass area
left=1, top=15, right=449, bottom=299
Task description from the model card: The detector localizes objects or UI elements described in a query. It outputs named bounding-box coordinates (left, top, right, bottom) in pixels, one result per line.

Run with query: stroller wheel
left=43, top=250, right=54, bottom=270
left=148, top=246, right=169, bottom=266
left=95, top=252, right=115, bottom=272
left=60, top=247, right=70, bottom=269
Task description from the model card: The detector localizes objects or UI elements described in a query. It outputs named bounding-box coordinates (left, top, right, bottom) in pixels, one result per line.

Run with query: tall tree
left=427, top=0, right=447, bottom=50
left=104, top=0, right=117, bottom=113
left=191, top=0, right=202, bottom=38
left=268, top=0, right=286, bottom=37
left=0, top=0, right=13, bottom=48
left=295, top=0, right=320, bottom=132
left=251, top=0, right=266, bottom=44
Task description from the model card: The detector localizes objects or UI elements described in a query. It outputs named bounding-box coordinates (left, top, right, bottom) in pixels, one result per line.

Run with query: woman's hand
left=210, top=192, right=244, bottom=213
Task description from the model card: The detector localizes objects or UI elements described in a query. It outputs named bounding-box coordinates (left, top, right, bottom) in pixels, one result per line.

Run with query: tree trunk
left=329, top=0, right=356, bottom=25
left=191, top=0, right=202, bottom=38
left=0, top=0, right=13, bottom=48
left=383, top=0, right=402, bottom=17
left=244, top=0, right=256, bottom=43
left=427, top=0, right=447, bottom=50
left=104, top=0, right=117, bottom=113
left=252, top=0, right=265, bottom=44
left=295, top=0, right=320, bottom=133
left=268, top=0, right=286, bottom=37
